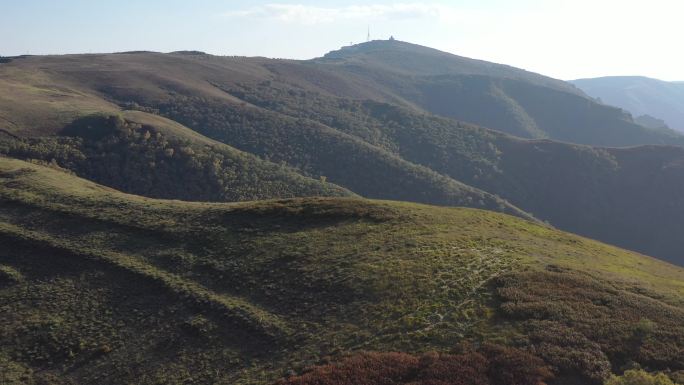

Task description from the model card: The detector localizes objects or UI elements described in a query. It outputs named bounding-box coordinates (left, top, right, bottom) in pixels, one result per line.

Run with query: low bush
left=275, top=345, right=552, bottom=385
left=605, top=369, right=679, bottom=385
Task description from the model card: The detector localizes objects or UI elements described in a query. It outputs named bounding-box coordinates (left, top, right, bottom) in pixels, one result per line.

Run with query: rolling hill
left=159, top=81, right=684, bottom=266
left=0, top=110, right=355, bottom=202
left=3, top=47, right=684, bottom=265
left=572, top=76, right=684, bottom=132
left=1, top=158, right=683, bottom=385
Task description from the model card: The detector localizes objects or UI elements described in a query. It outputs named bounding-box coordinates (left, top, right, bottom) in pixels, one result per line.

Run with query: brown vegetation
left=275, top=345, right=552, bottom=385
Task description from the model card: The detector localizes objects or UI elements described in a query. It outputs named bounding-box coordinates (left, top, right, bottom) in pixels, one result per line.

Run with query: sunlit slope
left=0, top=54, right=530, bottom=217
left=1, top=158, right=682, bottom=384
left=0, top=63, right=119, bottom=135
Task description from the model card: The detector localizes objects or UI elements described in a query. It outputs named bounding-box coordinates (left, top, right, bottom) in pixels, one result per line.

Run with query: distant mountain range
left=572, top=76, right=684, bottom=132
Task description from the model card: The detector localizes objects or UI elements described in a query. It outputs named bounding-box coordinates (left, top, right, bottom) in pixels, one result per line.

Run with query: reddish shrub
left=275, top=345, right=552, bottom=385
left=480, top=344, right=553, bottom=385
left=495, top=270, right=684, bottom=381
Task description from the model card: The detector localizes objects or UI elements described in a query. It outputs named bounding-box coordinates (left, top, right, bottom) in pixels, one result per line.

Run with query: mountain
left=4, top=47, right=684, bottom=265
left=313, top=40, right=684, bottom=146
left=319, top=40, right=584, bottom=94
left=572, top=76, right=684, bottom=132
left=1, top=158, right=683, bottom=385
left=204, top=82, right=684, bottom=266
left=3, top=41, right=683, bottom=147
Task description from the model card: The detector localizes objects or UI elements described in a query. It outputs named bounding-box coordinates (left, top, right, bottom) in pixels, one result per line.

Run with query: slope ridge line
left=0, top=222, right=292, bottom=344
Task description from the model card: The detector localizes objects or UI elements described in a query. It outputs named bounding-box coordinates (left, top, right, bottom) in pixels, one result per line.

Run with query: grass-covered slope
left=319, top=40, right=581, bottom=93
left=194, top=82, right=684, bottom=266
left=0, top=60, right=121, bottom=136
left=1, top=158, right=683, bottom=385
left=3, top=49, right=684, bottom=264
left=2, top=44, right=682, bottom=147
left=0, top=54, right=531, bottom=218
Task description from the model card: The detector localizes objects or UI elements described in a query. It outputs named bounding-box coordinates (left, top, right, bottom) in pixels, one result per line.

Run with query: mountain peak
left=317, top=39, right=584, bottom=97
left=321, top=38, right=462, bottom=62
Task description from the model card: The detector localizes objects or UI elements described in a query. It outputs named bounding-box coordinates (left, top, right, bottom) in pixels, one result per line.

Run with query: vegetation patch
left=275, top=345, right=553, bottom=385
left=0, top=158, right=682, bottom=384
left=495, top=269, right=684, bottom=383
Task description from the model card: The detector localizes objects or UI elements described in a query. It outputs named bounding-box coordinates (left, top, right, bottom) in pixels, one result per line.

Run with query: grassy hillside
left=319, top=40, right=584, bottom=95
left=3, top=48, right=684, bottom=265
left=0, top=53, right=532, bottom=218
left=192, top=82, right=684, bottom=266
left=0, top=58, right=120, bottom=135
left=1, top=158, right=683, bottom=384
left=2, top=43, right=682, bottom=147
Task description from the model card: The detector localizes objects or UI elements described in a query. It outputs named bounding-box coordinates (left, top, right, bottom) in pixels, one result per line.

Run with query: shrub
left=496, top=270, right=684, bottom=381
left=275, top=344, right=552, bottom=385
left=605, top=369, right=679, bottom=385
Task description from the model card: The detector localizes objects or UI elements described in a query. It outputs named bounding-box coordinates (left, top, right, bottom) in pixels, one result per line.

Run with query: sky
left=1, top=0, right=683, bottom=80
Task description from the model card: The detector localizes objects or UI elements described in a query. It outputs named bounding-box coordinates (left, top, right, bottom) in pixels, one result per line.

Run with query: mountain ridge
left=3, top=42, right=684, bottom=265
left=318, top=39, right=586, bottom=96
left=310, top=40, right=684, bottom=146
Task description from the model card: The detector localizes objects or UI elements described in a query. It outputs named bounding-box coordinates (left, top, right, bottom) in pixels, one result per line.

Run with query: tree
left=605, top=370, right=678, bottom=385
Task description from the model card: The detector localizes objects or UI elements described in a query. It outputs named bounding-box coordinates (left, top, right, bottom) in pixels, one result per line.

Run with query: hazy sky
left=1, top=0, right=682, bottom=80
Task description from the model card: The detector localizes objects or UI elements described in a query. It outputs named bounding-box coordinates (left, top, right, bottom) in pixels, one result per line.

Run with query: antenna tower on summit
left=367, top=26, right=370, bottom=42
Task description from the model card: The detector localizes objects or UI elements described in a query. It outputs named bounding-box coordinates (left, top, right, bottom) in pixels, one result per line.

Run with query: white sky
left=2, top=0, right=683, bottom=80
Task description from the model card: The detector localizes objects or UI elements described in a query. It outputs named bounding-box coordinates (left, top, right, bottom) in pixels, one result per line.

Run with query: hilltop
left=1, top=158, right=683, bottom=384
left=320, top=39, right=583, bottom=95
left=313, top=40, right=683, bottom=145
